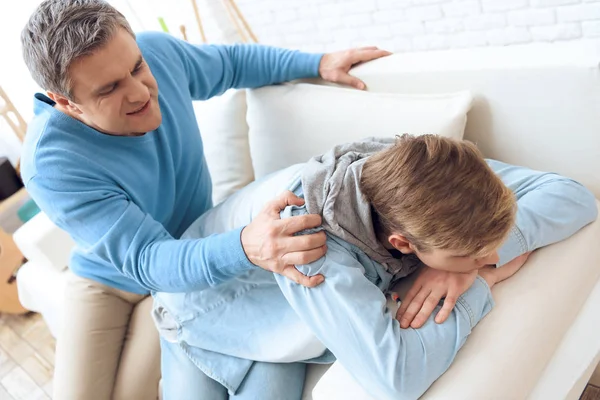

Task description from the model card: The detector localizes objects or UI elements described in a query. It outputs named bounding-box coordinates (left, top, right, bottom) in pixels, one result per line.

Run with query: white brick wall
left=226, top=0, right=600, bottom=53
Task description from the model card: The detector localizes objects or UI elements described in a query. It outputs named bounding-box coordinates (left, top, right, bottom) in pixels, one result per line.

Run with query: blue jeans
left=157, top=159, right=598, bottom=399
left=160, top=338, right=307, bottom=399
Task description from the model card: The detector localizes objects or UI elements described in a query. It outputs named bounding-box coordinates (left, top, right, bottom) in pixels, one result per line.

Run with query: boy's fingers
left=411, top=291, right=444, bottom=329
left=397, top=283, right=421, bottom=318
left=435, top=294, right=458, bottom=324
left=399, top=288, right=431, bottom=329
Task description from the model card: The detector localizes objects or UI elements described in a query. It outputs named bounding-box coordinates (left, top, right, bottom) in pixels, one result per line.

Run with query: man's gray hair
left=21, top=0, right=134, bottom=99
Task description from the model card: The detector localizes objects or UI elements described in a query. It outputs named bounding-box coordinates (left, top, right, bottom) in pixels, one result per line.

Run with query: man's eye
left=133, top=62, right=145, bottom=75
left=100, top=85, right=117, bottom=96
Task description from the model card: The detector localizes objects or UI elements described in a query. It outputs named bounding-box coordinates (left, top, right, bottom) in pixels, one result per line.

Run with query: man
left=153, top=135, right=597, bottom=399
left=19, top=0, right=390, bottom=398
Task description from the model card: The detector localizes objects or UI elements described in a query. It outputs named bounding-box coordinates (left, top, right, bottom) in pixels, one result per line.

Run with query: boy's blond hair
left=360, top=134, right=516, bottom=257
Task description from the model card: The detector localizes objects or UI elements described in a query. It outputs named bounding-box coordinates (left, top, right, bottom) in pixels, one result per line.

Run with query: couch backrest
left=346, top=41, right=600, bottom=198
left=197, top=41, right=600, bottom=203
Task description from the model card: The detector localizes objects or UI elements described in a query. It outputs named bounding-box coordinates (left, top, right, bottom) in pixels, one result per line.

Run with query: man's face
left=56, top=28, right=161, bottom=136
left=414, top=248, right=500, bottom=273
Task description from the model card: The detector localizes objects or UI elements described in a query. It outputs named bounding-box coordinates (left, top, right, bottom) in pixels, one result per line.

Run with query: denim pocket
left=151, top=300, right=181, bottom=343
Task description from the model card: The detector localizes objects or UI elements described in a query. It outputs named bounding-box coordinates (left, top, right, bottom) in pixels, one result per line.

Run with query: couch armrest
left=13, top=212, right=75, bottom=271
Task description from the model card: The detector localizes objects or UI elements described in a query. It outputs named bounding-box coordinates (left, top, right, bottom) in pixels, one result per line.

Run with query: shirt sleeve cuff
left=497, top=225, right=528, bottom=267
left=292, top=52, right=323, bottom=79
left=215, top=226, right=255, bottom=276
left=455, top=276, right=495, bottom=329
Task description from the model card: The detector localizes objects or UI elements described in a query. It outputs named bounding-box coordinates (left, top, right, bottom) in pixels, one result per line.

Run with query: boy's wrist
left=478, top=266, right=497, bottom=289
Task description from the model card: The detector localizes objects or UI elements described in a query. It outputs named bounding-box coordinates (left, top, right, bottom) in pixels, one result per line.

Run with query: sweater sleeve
left=488, top=160, right=598, bottom=266
left=140, top=32, right=323, bottom=100
left=275, top=235, right=494, bottom=400
left=26, top=173, right=254, bottom=293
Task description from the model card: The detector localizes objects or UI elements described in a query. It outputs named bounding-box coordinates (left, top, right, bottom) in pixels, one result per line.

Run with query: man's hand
left=396, top=267, right=478, bottom=329
left=319, top=47, right=392, bottom=90
left=241, top=191, right=327, bottom=288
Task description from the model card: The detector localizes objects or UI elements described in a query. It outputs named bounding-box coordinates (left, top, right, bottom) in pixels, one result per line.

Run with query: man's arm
left=26, top=172, right=325, bottom=292
left=168, top=37, right=321, bottom=100
left=26, top=173, right=255, bottom=292
left=275, top=235, right=494, bottom=400
left=489, top=159, right=598, bottom=266
left=139, top=32, right=390, bottom=101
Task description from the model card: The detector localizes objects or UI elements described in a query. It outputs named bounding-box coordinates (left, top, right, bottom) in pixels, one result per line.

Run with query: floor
left=0, top=312, right=598, bottom=400
left=583, top=386, right=600, bottom=400
left=0, top=313, right=54, bottom=400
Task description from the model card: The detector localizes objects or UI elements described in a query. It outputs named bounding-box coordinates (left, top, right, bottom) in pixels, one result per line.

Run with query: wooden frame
left=224, top=0, right=258, bottom=43
left=0, top=226, right=27, bottom=314
left=188, top=0, right=258, bottom=44
left=0, top=86, right=27, bottom=144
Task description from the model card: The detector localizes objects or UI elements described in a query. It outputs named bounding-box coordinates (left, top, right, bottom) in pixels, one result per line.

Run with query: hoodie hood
left=301, top=137, right=422, bottom=278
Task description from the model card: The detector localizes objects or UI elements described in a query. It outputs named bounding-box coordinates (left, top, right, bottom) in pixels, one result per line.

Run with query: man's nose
left=126, top=78, right=149, bottom=103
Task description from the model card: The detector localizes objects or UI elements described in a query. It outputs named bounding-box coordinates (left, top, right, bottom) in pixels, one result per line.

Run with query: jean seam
left=456, top=295, right=475, bottom=328
left=179, top=342, right=242, bottom=393
left=512, top=225, right=528, bottom=254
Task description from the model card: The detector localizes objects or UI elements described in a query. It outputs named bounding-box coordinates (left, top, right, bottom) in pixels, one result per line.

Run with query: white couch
left=15, top=40, right=600, bottom=399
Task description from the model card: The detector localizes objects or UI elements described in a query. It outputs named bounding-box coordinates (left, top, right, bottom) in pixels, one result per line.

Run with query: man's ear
left=47, top=91, right=82, bottom=114
left=388, top=234, right=416, bottom=254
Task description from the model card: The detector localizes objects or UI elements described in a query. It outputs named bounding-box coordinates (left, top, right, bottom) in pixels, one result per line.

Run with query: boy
left=154, top=135, right=597, bottom=399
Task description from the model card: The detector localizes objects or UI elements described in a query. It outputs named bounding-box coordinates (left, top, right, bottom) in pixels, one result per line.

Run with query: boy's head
left=361, top=134, right=516, bottom=273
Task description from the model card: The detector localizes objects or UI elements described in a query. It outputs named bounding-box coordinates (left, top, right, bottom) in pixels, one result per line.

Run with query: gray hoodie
left=301, top=137, right=422, bottom=279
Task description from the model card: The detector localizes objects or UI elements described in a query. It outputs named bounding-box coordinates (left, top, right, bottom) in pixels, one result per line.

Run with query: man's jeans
left=160, top=338, right=307, bottom=400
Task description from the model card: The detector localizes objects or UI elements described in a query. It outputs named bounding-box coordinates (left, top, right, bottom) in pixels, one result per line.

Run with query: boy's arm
left=488, top=160, right=598, bottom=266
left=399, top=161, right=598, bottom=329
left=275, top=235, right=494, bottom=400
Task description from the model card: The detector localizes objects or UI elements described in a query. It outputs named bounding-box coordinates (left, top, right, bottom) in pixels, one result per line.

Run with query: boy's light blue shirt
left=20, top=32, right=323, bottom=295
left=154, top=160, right=597, bottom=399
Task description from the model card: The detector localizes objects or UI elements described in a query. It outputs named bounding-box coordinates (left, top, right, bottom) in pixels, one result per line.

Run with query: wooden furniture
left=0, top=86, right=26, bottom=191
left=0, top=86, right=27, bottom=143
left=189, top=0, right=258, bottom=44
left=0, top=189, right=29, bottom=314
left=0, top=188, right=29, bottom=232
left=0, top=157, right=23, bottom=201
left=0, top=226, right=27, bottom=314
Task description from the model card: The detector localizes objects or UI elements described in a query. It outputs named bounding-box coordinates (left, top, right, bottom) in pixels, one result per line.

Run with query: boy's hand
left=478, top=252, right=533, bottom=289
left=397, top=252, right=534, bottom=329
left=396, top=267, right=478, bottom=329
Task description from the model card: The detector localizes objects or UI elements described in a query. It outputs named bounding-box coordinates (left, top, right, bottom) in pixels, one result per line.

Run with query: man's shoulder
left=136, top=31, right=174, bottom=47
left=21, top=104, right=66, bottom=183
left=136, top=32, right=189, bottom=86
left=136, top=31, right=182, bottom=62
left=21, top=104, right=97, bottom=184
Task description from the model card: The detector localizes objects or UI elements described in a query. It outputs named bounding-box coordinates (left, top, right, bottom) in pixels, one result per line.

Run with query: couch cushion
left=305, top=203, right=600, bottom=399
left=16, top=261, right=67, bottom=338
left=12, top=212, right=74, bottom=271
left=344, top=43, right=600, bottom=199
left=194, top=89, right=254, bottom=205
left=246, top=83, right=473, bottom=179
